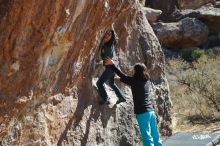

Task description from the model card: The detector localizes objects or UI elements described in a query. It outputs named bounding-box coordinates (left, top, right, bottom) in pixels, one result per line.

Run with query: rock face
left=152, top=18, right=209, bottom=49
left=0, top=0, right=172, bottom=146
left=177, top=0, right=216, bottom=9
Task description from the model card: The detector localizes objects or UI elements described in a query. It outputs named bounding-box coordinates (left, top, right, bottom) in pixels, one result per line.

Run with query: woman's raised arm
left=105, top=58, right=133, bottom=85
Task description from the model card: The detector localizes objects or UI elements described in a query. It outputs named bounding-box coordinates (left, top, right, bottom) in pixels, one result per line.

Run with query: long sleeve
left=110, top=64, right=133, bottom=85
left=101, top=44, right=114, bottom=60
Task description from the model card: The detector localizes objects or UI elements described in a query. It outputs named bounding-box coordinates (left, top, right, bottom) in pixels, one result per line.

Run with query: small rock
left=142, top=7, right=162, bottom=23
left=15, top=96, right=30, bottom=106
left=48, top=94, right=64, bottom=105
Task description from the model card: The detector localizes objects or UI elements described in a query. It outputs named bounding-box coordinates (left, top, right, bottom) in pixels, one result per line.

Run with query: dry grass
left=165, top=55, right=220, bottom=133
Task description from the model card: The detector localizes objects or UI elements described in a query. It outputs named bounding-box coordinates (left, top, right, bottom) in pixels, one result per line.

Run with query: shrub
left=166, top=56, right=220, bottom=130
left=180, top=49, right=213, bottom=61
left=191, top=49, right=205, bottom=60
left=206, top=49, right=216, bottom=59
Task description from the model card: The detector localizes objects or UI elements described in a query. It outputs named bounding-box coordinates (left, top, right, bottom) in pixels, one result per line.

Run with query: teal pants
left=136, top=111, right=163, bottom=146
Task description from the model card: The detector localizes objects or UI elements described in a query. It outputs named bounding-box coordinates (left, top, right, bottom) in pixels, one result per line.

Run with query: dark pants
left=96, top=66, right=124, bottom=101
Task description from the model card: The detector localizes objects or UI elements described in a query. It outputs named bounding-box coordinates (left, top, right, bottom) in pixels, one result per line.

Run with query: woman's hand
left=114, top=75, right=120, bottom=80
left=104, top=57, right=113, bottom=65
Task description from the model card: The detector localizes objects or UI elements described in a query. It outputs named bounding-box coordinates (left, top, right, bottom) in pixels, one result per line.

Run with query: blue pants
left=96, top=66, right=124, bottom=101
left=136, top=111, right=163, bottom=146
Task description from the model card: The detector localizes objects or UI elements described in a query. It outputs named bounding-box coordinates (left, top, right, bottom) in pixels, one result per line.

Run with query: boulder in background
left=177, top=0, right=216, bottom=9
left=152, top=18, right=209, bottom=48
left=179, top=4, right=220, bottom=33
left=145, top=0, right=178, bottom=22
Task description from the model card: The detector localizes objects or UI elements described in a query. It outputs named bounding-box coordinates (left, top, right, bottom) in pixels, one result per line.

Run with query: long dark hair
left=133, top=63, right=150, bottom=81
left=103, top=30, right=117, bottom=46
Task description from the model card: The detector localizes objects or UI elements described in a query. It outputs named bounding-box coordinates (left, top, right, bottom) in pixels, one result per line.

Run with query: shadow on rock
left=81, top=103, right=117, bottom=146
left=57, top=85, right=117, bottom=146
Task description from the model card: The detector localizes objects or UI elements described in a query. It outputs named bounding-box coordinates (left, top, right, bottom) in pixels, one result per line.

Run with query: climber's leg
left=96, top=67, right=112, bottom=104
left=108, top=75, right=126, bottom=104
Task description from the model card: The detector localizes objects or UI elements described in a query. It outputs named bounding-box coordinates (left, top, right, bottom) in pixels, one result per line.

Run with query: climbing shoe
left=116, top=98, right=126, bottom=104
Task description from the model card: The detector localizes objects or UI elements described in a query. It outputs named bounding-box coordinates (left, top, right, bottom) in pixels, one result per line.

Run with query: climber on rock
left=105, top=58, right=163, bottom=146
left=96, top=29, right=126, bottom=105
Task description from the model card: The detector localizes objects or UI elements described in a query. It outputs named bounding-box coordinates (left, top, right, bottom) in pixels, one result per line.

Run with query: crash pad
left=163, top=132, right=220, bottom=146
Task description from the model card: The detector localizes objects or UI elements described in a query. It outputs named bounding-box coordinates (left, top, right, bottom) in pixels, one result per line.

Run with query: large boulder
left=215, top=1, right=220, bottom=8
left=144, top=0, right=217, bottom=22
left=152, top=18, right=209, bottom=48
left=145, top=0, right=178, bottom=22
left=176, top=4, right=220, bottom=33
left=0, top=0, right=172, bottom=146
left=203, top=35, right=220, bottom=48
left=177, top=0, right=216, bottom=9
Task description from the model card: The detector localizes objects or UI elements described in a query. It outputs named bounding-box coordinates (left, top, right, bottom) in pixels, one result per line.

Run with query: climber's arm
left=104, top=58, right=132, bottom=85
left=111, top=64, right=132, bottom=85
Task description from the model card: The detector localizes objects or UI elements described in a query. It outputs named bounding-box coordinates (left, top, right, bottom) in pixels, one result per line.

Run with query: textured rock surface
left=177, top=0, right=216, bottom=9
left=152, top=18, right=209, bottom=49
left=142, top=7, right=162, bottom=23
left=145, top=0, right=217, bottom=22
left=0, top=0, right=172, bottom=145
left=176, top=4, right=220, bottom=33
left=145, top=0, right=178, bottom=22
left=216, top=1, right=220, bottom=8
